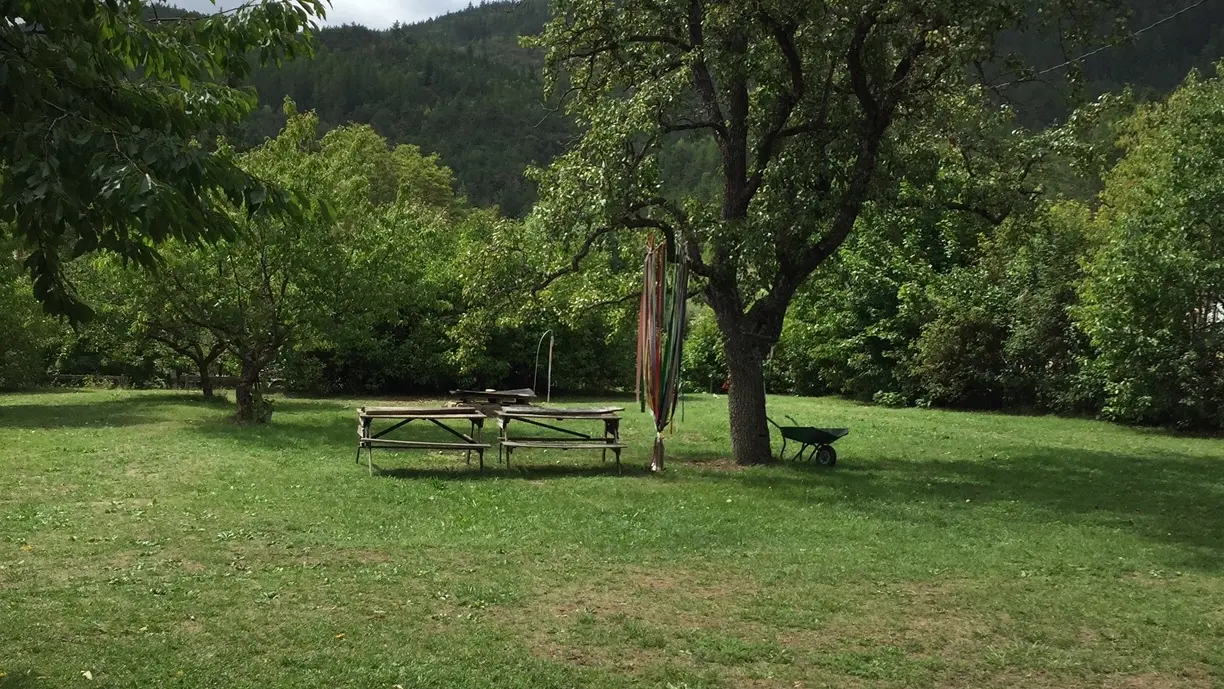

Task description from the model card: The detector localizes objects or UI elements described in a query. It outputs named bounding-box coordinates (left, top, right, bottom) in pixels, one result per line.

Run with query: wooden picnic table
left=357, top=406, right=490, bottom=475
left=449, top=388, right=537, bottom=407
left=495, top=407, right=627, bottom=471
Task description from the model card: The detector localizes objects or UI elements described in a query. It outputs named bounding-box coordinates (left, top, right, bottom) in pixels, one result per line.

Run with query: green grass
left=1, top=389, right=1222, bottom=688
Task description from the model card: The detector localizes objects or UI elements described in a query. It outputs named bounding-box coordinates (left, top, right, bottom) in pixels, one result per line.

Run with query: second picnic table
left=495, top=407, right=627, bottom=470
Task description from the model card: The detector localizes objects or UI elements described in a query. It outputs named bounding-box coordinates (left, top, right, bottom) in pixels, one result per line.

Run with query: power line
left=1033, top=0, right=1215, bottom=78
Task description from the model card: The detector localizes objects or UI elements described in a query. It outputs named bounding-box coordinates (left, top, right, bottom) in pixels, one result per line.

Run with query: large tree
left=0, top=0, right=324, bottom=318
left=528, top=0, right=1119, bottom=464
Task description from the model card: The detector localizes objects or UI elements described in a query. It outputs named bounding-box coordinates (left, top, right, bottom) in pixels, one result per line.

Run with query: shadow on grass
left=698, top=447, right=1224, bottom=570
left=0, top=391, right=228, bottom=429
left=375, top=462, right=654, bottom=481
left=0, top=670, right=49, bottom=689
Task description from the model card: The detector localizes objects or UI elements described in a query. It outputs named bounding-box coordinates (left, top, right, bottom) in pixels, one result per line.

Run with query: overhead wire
left=994, top=0, right=1216, bottom=87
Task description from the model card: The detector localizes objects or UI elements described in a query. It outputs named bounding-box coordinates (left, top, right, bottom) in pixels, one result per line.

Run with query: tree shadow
left=374, top=462, right=653, bottom=481
left=0, top=392, right=222, bottom=429
left=0, top=669, right=50, bottom=689
left=698, top=446, right=1224, bottom=571
left=188, top=412, right=356, bottom=450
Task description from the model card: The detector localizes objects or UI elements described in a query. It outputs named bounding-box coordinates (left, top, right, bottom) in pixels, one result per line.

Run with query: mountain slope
left=234, top=0, right=1224, bottom=214
left=241, top=1, right=561, bottom=216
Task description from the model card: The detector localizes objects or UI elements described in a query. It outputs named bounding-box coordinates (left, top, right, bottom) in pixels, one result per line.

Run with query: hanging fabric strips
left=636, top=236, right=689, bottom=472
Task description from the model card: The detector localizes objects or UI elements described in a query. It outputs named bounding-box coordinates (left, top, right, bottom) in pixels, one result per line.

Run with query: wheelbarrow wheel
left=815, top=445, right=837, bottom=467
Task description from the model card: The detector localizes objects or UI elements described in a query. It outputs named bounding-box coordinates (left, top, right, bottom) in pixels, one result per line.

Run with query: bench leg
left=367, top=445, right=374, bottom=476
left=355, top=442, right=362, bottom=465
left=478, top=448, right=484, bottom=471
left=615, top=447, right=621, bottom=474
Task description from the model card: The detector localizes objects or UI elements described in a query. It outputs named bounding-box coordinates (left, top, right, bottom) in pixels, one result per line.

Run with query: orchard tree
left=0, top=0, right=324, bottom=318
left=1078, top=71, right=1224, bottom=430
left=154, top=111, right=447, bottom=422
left=73, top=254, right=230, bottom=397
left=528, top=0, right=1120, bottom=464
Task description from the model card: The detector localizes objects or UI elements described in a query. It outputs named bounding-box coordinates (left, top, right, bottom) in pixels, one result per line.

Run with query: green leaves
left=1, top=0, right=326, bottom=318
left=1077, top=70, right=1224, bottom=429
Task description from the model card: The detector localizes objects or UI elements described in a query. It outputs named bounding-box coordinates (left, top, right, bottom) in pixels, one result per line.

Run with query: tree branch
left=847, top=2, right=886, bottom=122
left=533, top=225, right=620, bottom=294
left=743, top=14, right=807, bottom=203
left=686, top=0, right=727, bottom=143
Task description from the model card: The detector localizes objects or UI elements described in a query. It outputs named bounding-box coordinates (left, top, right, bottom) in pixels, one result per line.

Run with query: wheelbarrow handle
left=785, top=414, right=800, bottom=426
left=765, top=416, right=782, bottom=430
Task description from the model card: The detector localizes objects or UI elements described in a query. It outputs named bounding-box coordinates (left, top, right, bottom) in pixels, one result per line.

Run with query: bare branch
left=533, top=225, right=620, bottom=294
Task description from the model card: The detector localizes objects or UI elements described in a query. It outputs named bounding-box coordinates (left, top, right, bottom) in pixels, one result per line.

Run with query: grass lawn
left=1, top=389, right=1222, bottom=688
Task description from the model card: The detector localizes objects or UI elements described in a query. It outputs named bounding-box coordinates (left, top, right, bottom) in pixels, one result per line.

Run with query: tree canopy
left=1078, top=71, right=1224, bottom=429
left=0, top=0, right=324, bottom=318
left=525, top=0, right=1122, bottom=464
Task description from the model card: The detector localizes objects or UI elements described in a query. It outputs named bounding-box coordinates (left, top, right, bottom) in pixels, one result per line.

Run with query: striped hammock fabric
left=636, top=236, right=689, bottom=472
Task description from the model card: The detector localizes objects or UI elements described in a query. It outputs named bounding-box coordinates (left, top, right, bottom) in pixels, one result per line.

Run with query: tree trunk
left=723, top=337, right=773, bottom=465
left=234, top=357, right=263, bottom=424
left=198, top=360, right=215, bottom=398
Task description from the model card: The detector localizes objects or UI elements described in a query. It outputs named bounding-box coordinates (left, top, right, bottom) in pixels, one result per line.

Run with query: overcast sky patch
left=170, top=0, right=473, bottom=29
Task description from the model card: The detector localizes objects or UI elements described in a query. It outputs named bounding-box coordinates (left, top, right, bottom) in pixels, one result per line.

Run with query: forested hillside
left=236, top=0, right=1224, bottom=215
left=241, top=1, right=560, bottom=216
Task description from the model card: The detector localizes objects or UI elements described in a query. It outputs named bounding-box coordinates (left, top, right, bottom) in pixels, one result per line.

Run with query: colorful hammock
left=636, top=236, right=689, bottom=472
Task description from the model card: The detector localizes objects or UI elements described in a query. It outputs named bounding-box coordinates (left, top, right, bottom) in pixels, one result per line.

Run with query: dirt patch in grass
left=1125, top=572, right=1172, bottom=588
left=676, top=455, right=750, bottom=472
left=179, top=618, right=204, bottom=634
left=493, top=567, right=759, bottom=671
left=499, top=574, right=1061, bottom=687
left=1103, top=670, right=1214, bottom=689
left=294, top=547, right=394, bottom=568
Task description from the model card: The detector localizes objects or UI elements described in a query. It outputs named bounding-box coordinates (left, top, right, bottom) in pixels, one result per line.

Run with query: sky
left=171, top=0, right=473, bottom=30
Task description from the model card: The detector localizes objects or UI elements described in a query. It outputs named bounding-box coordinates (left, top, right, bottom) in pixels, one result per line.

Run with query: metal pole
left=547, top=334, right=554, bottom=403
left=534, top=330, right=552, bottom=395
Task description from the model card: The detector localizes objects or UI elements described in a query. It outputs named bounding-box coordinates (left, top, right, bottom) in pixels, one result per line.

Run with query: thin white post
left=534, top=330, right=553, bottom=396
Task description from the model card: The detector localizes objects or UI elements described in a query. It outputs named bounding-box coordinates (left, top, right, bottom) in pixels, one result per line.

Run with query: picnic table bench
left=357, top=406, right=490, bottom=474
left=495, top=407, right=627, bottom=471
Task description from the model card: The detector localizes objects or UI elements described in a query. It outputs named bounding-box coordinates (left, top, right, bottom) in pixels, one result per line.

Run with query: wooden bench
left=357, top=407, right=490, bottom=475
left=495, top=407, right=626, bottom=471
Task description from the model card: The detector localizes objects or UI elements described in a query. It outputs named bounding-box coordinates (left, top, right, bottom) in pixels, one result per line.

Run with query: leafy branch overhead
left=0, top=0, right=326, bottom=319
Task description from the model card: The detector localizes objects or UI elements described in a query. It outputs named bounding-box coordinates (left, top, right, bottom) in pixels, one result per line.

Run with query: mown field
left=1, top=389, right=1221, bottom=688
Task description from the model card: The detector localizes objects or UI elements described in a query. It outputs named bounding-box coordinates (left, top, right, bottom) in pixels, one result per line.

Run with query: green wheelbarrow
left=766, top=415, right=849, bottom=466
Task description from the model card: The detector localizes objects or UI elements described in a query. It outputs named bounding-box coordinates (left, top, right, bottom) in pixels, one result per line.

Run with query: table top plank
left=496, top=407, right=623, bottom=420
left=360, top=406, right=485, bottom=420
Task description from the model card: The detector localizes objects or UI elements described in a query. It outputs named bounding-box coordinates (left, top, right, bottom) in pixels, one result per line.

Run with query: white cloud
left=170, top=0, right=473, bottom=29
